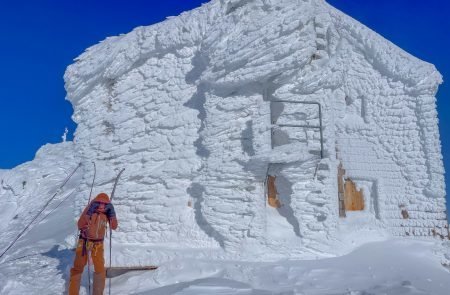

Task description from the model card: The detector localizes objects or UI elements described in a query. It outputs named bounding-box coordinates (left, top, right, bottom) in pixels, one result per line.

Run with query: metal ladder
left=270, top=100, right=323, bottom=159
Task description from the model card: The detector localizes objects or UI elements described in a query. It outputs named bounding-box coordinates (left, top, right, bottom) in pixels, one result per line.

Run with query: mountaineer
left=68, top=192, right=118, bottom=295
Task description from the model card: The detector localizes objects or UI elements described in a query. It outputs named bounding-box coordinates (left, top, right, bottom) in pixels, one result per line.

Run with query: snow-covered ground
left=1, top=207, right=450, bottom=295
left=112, top=240, right=450, bottom=295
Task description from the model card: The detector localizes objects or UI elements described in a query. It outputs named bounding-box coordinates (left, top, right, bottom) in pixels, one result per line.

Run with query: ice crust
left=0, top=0, right=447, bottom=267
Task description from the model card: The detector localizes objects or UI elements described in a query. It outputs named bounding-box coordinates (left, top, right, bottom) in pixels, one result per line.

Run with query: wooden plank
left=106, top=266, right=158, bottom=278
left=337, top=164, right=346, bottom=217
left=344, top=179, right=364, bottom=211
left=337, top=163, right=345, bottom=193
left=267, top=175, right=281, bottom=208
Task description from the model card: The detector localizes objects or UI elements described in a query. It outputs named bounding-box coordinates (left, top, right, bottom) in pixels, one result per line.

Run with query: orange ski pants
left=68, top=239, right=106, bottom=295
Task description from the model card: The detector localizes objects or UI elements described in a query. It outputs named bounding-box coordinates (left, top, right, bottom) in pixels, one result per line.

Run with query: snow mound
left=0, top=142, right=80, bottom=254
left=0, top=143, right=81, bottom=293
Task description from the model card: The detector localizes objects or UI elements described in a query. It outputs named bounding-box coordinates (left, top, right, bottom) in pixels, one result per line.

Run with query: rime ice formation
left=0, top=0, right=447, bottom=269
left=62, top=0, right=448, bottom=262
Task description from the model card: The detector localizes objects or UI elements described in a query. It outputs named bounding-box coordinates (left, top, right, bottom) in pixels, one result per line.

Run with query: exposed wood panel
left=267, top=175, right=281, bottom=208
left=344, top=179, right=364, bottom=211
left=401, top=209, right=409, bottom=219
left=338, top=163, right=346, bottom=217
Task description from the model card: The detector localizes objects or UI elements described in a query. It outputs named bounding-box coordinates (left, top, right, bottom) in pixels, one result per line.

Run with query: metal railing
left=270, top=100, right=324, bottom=159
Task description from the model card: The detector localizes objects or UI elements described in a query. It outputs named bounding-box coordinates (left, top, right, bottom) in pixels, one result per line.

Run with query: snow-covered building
left=61, top=0, right=449, bottom=261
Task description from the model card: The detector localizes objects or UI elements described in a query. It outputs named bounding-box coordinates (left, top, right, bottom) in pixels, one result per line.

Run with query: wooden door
left=267, top=175, right=281, bottom=208
left=344, top=179, right=364, bottom=211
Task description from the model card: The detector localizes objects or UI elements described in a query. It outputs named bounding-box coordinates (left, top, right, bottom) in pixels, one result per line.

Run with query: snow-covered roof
left=64, top=0, right=442, bottom=104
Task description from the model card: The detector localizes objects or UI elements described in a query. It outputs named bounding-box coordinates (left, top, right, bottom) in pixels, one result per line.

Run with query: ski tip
left=106, top=266, right=158, bottom=278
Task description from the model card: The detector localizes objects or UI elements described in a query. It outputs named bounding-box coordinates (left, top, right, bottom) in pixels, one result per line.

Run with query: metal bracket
left=270, top=100, right=324, bottom=159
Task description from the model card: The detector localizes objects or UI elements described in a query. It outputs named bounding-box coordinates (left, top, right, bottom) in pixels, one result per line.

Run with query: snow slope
left=0, top=143, right=81, bottom=293
left=0, top=142, right=80, bottom=254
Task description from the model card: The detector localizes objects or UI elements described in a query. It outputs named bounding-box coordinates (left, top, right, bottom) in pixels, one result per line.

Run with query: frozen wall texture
left=63, top=0, right=447, bottom=261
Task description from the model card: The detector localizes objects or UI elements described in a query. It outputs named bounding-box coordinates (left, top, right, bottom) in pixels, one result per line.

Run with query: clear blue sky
left=0, top=1, right=448, bottom=212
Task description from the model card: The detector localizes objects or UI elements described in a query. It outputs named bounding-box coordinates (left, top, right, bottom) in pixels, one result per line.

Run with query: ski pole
left=88, top=161, right=96, bottom=204
left=85, top=161, right=96, bottom=295
left=108, top=168, right=125, bottom=295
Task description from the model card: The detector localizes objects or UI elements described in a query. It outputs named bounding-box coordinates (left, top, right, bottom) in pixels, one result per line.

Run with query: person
left=68, top=192, right=118, bottom=295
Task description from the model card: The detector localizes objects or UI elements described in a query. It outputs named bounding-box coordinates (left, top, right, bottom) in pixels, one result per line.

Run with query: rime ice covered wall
left=64, top=0, right=447, bottom=261
left=327, top=8, right=448, bottom=238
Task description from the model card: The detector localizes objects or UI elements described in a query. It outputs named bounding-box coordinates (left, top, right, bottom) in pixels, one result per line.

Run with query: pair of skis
left=85, top=162, right=125, bottom=295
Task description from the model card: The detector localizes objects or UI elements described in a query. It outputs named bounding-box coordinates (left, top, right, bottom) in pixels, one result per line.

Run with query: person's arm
left=106, top=203, right=118, bottom=230
left=77, top=204, right=90, bottom=230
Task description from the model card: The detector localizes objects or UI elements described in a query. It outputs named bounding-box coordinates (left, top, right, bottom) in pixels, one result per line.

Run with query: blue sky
left=0, top=0, right=448, bottom=212
left=0, top=0, right=208, bottom=167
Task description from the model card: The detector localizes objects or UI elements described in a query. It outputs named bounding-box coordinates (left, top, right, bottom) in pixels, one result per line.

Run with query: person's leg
left=92, top=242, right=106, bottom=295
left=69, top=239, right=88, bottom=295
